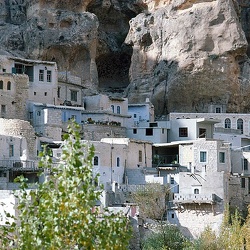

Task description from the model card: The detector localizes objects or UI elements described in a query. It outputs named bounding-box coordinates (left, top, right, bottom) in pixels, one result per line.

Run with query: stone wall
left=0, top=74, right=29, bottom=120
left=0, top=119, right=37, bottom=159
left=81, top=124, right=126, bottom=141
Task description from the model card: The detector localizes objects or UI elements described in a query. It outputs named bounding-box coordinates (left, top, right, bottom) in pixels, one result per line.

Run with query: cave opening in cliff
left=96, top=50, right=132, bottom=90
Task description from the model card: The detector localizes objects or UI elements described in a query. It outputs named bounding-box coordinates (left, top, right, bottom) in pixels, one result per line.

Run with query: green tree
left=131, top=183, right=169, bottom=220
left=0, top=122, right=131, bottom=249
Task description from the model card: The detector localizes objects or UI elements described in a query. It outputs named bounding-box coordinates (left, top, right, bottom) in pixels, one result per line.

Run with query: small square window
left=215, top=107, right=221, bottom=113
left=179, top=127, right=188, bottom=137
left=199, top=128, right=206, bottom=138
left=133, top=129, right=137, bottom=134
left=146, top=128, right=153, bottom=136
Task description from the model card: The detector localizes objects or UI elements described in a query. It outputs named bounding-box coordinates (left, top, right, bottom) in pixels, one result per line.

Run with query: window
left=9, top=145, right=14, bottom=157
left=2, top=69, right=6, bottom=73
left=219, top=152, right=225, bottom=163
left=39, top=70, right=44, bottom=81
left=116, top=157, right=120, bottom=167
left=0, top=80, right=3, bottom=89
left=170, top=177, right=174, bottom=184
left=47, top=70, right=52, bottom=82
left=225, top=118, right=231, bottom=129
left=7, top=81, right=11, bottom=90
left=162, top=128, right=165, bottom=134
left=34, top=92, right=36, bottom=95
left=139, top=150, right=142, bottom=162
left=111, top=105, right=114, bottom=113
left=194, top=188, right=199, bottom=194
left=149, top=123, right=158, bottom=127
left=243, top=158, right=248, bottom=171
left=70, top=90, right=77, bottom=102
left=242, top=178, right=246, bottom=188
left=134, top=114, right=137, bottom=118
left=94, top=156, right=99, bottom=166
left=1, top=105, right=6, bottom=113
left=44, top=92, right=47, bottom=96
left=199, top=128, right=206, bottom=138
left=215, top=107, right=221, bottom=113
left=171, top=213, right=175, bottom=219
left=133, top=129, right=137, bottom=134
left=37, top=111, right=41, bottom=116
left=146, top=128, right=153, bottom=136
left=117, top=106, right=120, bottom=114
left=200, top=151, right=207, bottom=163
left=57, top=87, right=61, bottom=98
left=179, top=127, right=188, bottom=137
left=237, top=118, right=243, bottom=134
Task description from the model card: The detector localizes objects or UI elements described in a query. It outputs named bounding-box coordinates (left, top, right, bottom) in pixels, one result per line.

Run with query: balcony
left=0, top=160, right=37, bottom=171
left=152, top=154, right=179, bottom=168
left=174, top=193, right=216, bottom=204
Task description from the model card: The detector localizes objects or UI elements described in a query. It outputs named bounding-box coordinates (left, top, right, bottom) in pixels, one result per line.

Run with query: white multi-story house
left=52, top=138, right=152, bottom=186
left=170, top=112, right=250, bottom=148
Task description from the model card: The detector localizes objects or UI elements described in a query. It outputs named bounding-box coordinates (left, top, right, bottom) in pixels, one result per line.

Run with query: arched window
left=94, top=156, right=99, bottom=166
left=194, top=188, right=199, bottom=194
left=111, top=105, right=114, bottom=113
left=0, top=80, right=3, bottom=89
left=7, top=81, right=11, bottom=90
left=225, top=118, right=231, bottom=129
left=117, top=106, right=120, bottom=114
left=116, top=157, right=120, bottom=167
left=237, top=118, right=243, bottom=134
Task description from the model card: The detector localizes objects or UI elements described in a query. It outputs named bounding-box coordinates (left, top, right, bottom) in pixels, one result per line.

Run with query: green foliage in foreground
left=142, top=224, right=192, bottom=250
left=0, top=122, right=131, bottom=249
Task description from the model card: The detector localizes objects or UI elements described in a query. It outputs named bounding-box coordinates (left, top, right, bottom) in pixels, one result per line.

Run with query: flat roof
left=8, top=56, right=56, bottom=65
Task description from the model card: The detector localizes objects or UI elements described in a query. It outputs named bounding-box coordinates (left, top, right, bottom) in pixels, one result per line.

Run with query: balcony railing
left=174, top=193, right=216, bottom=204
left=0, top=160, right=37, bottom=170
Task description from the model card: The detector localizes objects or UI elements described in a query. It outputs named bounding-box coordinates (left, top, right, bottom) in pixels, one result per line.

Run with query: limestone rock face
left=0, top=0, right=250, bottom=115
left=125, top=0, right=250, bottom=114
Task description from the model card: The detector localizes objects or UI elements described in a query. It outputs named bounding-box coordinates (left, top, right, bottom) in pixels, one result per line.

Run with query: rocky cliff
left=1, top=0, right=250, bottom=115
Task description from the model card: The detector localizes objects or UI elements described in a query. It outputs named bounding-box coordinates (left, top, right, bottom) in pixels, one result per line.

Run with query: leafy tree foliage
left=131, top=183, right=170, bottom=220
left=0, top=123, right=131, bottom=249
left=142, top=224, right=191, bottom=250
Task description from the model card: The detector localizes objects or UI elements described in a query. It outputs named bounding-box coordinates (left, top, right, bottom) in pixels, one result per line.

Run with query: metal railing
left=0, top=160, right=37, bottom=170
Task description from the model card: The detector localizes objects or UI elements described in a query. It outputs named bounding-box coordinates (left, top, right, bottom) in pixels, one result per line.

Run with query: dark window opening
left=7, top=81, right=11, bottom=90
left=146, top=128, right=153, bottom=136
left=179, top=127, right=188, bottom=137
left=199, top=128, right=206, bottom=138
